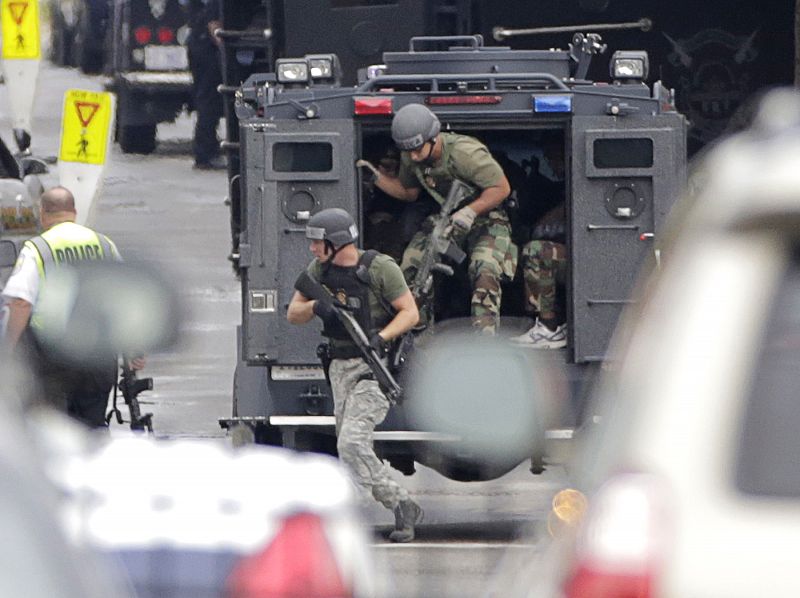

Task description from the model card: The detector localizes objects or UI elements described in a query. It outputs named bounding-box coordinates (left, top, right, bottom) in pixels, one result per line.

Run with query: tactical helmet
left=306, top=208, right=359, bottom=248
left=391, top=104, right=441, bottom=151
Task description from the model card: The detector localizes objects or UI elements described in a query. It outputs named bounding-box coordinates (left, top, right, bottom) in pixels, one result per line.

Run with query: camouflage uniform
left=329, top=357, right=409, bottom=509
left=308, top=252, right=411, bottom=510
left=397, top=133, right=517, bottom=333
left=520, top=240, right=567, bottom=318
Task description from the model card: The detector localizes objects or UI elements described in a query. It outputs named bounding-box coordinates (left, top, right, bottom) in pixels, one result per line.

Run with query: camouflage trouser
left=329, top=357, right=409, bottom=510
left=521, top=240, right=568, bottom=318
left=401, top=208, right=518, bottom=333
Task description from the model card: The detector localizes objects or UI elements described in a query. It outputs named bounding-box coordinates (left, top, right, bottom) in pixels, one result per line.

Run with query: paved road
left=2, top=60, right=566, bottom=598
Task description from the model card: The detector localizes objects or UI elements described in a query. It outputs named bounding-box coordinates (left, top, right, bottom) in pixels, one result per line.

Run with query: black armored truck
left=220, top=33, right=687, bottom=480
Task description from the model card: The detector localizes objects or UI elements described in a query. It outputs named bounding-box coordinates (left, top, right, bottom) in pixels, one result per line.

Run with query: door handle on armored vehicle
left=586, top=224, right=639, bottom=231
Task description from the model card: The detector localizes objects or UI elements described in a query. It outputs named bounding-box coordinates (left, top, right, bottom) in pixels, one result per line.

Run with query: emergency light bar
left=353, top=97, right=393, bottom=115
left=533, top=95, right=573, bottom=113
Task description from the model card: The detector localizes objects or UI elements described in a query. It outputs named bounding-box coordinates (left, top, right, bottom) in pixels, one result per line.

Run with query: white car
left=490, top=88, right=800, bottom=598
left=45, top=430, right=384, bottom=598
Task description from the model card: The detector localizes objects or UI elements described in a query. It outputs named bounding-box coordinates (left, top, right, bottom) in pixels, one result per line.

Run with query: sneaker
left=510, top=319, right=567, bottom=349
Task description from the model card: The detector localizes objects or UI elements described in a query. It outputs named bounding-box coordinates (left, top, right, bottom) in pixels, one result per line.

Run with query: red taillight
left=134, top=26, right=152, bottom=45
left=562, top=474, right=668, bottom=598
left=565, top=565, right=653, bottom=598
left=226, top=512, right=351, bottom=598
left=157, top=26, right=175, bottom=44
left=353, top=97, right=393, bottom=115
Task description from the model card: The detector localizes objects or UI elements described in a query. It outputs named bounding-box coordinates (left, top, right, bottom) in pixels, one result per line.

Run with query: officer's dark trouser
left=188, top=42, right=224, bottom=164
left=21, top=331, right=116, bottom=429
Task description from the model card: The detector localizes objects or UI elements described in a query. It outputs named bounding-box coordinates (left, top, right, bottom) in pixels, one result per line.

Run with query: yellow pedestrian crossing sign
left=59, top=89, right=115, bottom=165
left=1, top=0, right=40, bottom=59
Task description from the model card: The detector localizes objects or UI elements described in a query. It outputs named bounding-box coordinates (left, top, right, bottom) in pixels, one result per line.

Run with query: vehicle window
left=272, top=142, right=333, bottom=172
left=593, top=138, right=653, bottom=169
left=736, top=249, right=800, bottom=497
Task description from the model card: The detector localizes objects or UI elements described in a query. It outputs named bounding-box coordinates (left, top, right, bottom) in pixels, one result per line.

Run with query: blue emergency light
left=533, top=95, right=573, bottom=113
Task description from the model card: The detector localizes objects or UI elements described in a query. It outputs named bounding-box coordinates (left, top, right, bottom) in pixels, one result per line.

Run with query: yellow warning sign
left=59, top=89, right=114, bottom=165
left=1, top=0, right=40, bottom=59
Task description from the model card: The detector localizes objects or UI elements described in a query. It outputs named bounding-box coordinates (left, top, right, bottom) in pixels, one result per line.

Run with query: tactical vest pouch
left=327, top=344, right=363, bottom=360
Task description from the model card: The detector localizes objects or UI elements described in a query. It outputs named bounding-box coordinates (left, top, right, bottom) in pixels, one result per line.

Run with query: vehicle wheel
left=73, top=2, right=103, bottom=74
left=118, top=124, right=157, bottom=154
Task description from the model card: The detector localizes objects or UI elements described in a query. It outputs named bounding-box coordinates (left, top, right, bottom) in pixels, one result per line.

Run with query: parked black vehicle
left=105, top=0, right=193, bottom=154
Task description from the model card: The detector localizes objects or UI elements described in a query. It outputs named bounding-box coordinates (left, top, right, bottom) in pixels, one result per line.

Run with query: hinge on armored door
left=238, top=243, right=252, bottom=268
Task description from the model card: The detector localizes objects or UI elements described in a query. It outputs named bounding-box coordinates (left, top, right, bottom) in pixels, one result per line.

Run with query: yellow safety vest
left=25, top=221, right=119, bottom=328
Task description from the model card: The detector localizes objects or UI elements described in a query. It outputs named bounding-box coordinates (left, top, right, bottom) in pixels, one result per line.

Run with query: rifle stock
left=109, top=362, right=154, bottom=432
left=295, top=272, right=404, bottom=404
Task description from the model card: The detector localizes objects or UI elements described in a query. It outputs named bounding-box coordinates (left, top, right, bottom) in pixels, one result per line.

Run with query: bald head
left=39, top=186, right=77, bottom=229
left=41, top=186, right=76, bottom=214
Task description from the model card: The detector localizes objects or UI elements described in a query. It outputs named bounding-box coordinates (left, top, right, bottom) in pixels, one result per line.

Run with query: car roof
left=678, top=89, right=800, bottom=236
left=57, top=437, right=356, bottom=550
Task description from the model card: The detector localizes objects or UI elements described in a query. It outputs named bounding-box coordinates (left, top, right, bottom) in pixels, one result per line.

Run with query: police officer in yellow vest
left=2, top=186, right=144, bottom=427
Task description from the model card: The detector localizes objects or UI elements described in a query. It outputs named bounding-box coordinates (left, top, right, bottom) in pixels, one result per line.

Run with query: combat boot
left=389, top=499, right=423, bottom=543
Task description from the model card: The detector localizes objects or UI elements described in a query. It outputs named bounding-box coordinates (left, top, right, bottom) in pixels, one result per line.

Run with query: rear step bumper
left=219, top=415, right=574, bottom=442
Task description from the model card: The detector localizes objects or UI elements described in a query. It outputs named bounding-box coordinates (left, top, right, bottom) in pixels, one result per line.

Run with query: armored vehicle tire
left=119, top=125, right=157, bottom=154
left=430, top=456, right=519, bottom=482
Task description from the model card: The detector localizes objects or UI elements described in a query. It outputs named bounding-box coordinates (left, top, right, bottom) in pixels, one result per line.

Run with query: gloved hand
left=450, top=205, right=477, bottom=232
left=313, top=300, right=339, bottom=325
left=369, top=333, right=390, bottom=357
left=356, top=159, right=381, bottom=183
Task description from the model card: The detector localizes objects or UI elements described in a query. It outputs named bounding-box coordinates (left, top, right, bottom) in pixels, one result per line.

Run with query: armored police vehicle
left=220, top=33, right=687, bottom=480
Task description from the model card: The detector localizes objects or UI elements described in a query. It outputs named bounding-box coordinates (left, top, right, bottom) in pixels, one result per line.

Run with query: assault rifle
left=411, top=179, right=471, bottom=310
left=106, top=360, right=154, bottom=433
left=295, top=271, right=404, bottom=404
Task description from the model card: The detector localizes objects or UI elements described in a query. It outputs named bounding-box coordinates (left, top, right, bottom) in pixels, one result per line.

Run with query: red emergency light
left=426, top=95, right=503, bottom=106
left=353, top=97, right=393, bottom=116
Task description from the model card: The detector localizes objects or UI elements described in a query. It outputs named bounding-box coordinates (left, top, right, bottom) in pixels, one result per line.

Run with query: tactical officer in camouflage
left=511, top=240, right=568, bottom=348
left=287, top=208, right=424, bottom=543
left=366, top=103, right=517, bottom=334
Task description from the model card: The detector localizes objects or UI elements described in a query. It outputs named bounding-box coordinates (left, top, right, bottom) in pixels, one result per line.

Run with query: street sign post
left=58, top=89, right=116, bottom=226
left=1, top=0, right=40, bottom=152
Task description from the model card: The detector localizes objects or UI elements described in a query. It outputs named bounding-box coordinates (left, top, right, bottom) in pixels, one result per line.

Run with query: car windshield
left=736, top=246, right=800, bottom=497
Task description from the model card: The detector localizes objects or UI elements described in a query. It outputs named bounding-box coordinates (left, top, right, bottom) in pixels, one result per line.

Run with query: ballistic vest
left=25, top=221, right=117, bottom=328
left=317, top=250, right=393, bottom=346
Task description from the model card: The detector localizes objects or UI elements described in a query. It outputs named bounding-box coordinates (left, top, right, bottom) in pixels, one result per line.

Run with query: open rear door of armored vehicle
left=569, top=112, right=687, bottom=363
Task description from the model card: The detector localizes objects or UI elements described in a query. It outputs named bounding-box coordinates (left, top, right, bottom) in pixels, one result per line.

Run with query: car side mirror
left=0, top=239, right=17, bottom=268
left=20, top=157, right=48, bottom=176
left=33, top=260, right=181, bottom=364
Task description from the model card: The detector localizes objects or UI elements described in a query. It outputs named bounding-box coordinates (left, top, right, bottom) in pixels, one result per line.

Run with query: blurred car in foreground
left=0, top=370, right=129, bottom=598
left=489, top=88, right=800, bottom=598
left=44, top=431, right=383, bottom=598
